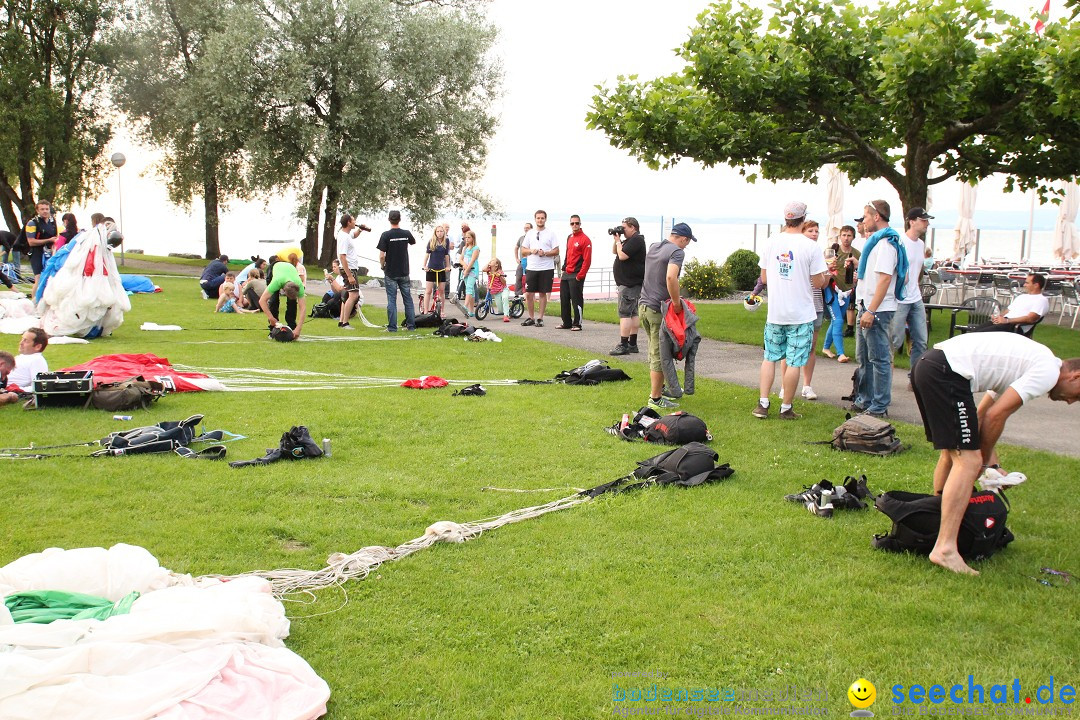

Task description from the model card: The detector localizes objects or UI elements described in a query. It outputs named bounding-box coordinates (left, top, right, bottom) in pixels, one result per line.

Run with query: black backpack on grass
left=830, top=414, right=902, bottom=456
left=555, top=359, right=631, bottom=385
left=872, top=490, right=1014, bottom=560
left=581, top=442, right=734, bottom=498
left=608, top=407, right=712, bottom=444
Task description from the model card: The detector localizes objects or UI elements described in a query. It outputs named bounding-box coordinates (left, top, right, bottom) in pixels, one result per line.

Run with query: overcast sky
left=480, top=0, right=1058, bottom=221
left=81, top=0, right=1060, bottom=252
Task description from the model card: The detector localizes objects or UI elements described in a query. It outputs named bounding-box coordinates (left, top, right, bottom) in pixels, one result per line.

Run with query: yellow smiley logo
left=848, top=678, right=877, bottom=709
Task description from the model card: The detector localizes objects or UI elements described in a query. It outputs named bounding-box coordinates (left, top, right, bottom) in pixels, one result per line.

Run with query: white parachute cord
left=211, top=492, right=592, bottom=598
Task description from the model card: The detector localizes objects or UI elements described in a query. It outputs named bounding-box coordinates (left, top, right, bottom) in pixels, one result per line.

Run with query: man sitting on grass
left=911, top=332, right=1080, bottom=575
left=0, top=328, right=49, bottom=405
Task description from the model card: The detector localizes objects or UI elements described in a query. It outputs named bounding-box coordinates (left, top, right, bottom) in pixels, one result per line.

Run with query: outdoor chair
left=1058, top=282, right=1080, bottom=329
left=991, top=275, right=1019, bottom=306
left=1043, top=279, right=1064, bottom=315
left=1018, top=314, right=1044, bottom=339
left=928, top=269, right=961, bottom=305
left=955, top=273, right=984, bottom=302
left=920, top=281, right=936, bottom=303
left=949, top=296, right=1002, bottom=337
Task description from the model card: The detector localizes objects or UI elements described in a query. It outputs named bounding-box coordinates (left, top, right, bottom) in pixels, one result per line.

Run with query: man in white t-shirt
left=754, top=201, right=828, bottom=420
left=853, top=199, right=903, bottom=417
left=890, top=207, right=932, bottom=384
left=975, top=273, right=1050, bottom=336
left=1, top=328, right=49, bottom=403
left=520, top=209, right=559, bottom=327
left=911, top=332, right=1080, bottom=575
left=336, top=214, right=370, bottom=329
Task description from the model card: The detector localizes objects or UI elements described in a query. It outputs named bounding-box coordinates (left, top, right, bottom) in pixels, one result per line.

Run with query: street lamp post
left=110, top=152, right=126, bottom=266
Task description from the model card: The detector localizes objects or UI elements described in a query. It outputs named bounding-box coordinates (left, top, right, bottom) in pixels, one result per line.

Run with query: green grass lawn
left=3, top=275, right=1078, bottom=718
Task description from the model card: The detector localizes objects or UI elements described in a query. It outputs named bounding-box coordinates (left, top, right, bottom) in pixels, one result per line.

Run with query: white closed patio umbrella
left=953, top=183, right=977, bottom=263
left=1052, top=182, right=1079, bottom=262
left=824, top=164, right=846, bottom=243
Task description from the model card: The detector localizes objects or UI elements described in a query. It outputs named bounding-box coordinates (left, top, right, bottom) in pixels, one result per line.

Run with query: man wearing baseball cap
left=639, top=222, right=696, bottom=412
left=754, top=201, right=829, bottom=419
left=890, top=207, right=934, bottom=388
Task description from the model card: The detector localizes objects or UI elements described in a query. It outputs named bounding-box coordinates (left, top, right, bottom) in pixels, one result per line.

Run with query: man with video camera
left=610, top=217, right=646, bottom=355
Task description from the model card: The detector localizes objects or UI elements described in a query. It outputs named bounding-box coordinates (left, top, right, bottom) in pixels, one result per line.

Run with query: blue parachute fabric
left=121, top=275, right=156, bottom=293
left=33, top=238, right=77, bottom=304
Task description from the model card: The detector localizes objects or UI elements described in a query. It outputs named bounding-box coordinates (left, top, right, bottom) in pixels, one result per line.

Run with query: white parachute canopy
left=38, top=225, right=131, bottom=338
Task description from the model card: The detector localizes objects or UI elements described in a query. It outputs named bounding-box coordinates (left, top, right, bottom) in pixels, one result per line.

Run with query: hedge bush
left=681, top=259, right=733, bottom=299
left=723, top=249, right=761, bottom=291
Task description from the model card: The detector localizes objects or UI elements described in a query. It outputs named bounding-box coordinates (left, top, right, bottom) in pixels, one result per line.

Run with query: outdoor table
left=924, top=302, right=966, bottom=332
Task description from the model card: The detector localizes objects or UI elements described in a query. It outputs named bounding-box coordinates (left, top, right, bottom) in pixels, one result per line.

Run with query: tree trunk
left=0, top=175, right=22, bottom=232
left=203, top=175, right=220, bottom=259
left=320, top=182, right=340, bottom=267
left=303, top=174, right=325, bottom=262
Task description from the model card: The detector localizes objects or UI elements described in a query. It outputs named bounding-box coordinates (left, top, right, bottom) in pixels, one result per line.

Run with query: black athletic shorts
left=911, top=348, right=979, bottom=450
left=526, top=268, right=554, bottom=294
left=29, top=248, right=48, bottom=275
left=339, top=268, right=359, bottom=292
left=426, top=268, right=451, bottom=284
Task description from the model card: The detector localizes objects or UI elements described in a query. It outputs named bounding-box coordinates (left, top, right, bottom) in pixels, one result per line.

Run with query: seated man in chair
left=975, top=272, right=1048, bottom=336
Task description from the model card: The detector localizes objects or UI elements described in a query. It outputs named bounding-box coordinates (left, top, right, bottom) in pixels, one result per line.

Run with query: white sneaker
left=801, top=386, right=818, bottom=401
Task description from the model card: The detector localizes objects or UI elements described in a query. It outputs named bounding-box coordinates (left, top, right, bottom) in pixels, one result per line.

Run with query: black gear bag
left=229, top=425, right=323, bottom=468
left=872, top=490, right=1014, bottom=560
left=582, top=442, right=733, bottom=498
left=607, top=407, right=712, bottom=444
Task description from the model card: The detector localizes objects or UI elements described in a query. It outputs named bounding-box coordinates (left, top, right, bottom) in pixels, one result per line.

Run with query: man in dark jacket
left=200, top=255, right=229, bottom=298
left=610, top=217, right=646, bottom=355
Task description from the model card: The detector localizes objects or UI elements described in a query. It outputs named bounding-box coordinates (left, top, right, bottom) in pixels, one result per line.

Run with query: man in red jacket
left=558, top=214, right=592, bottom=330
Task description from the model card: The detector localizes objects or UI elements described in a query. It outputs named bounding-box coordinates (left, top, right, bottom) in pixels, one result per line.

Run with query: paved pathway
left=433, top=296, right=1080, bottom=459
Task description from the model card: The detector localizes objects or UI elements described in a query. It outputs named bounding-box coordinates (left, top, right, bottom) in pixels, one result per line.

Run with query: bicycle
left=475, top=274, right=525, bottom=321
left=418, top=266, right=450, bottom=317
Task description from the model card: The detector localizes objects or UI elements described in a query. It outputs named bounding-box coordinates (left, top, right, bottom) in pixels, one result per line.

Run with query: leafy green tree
left=0, top=0, right=116, bottom=230
left=113, top=0, right=263, bottom=258
left=224, top=0, right=502, bottom=263
left=587, top=0, right=1080, bottom=215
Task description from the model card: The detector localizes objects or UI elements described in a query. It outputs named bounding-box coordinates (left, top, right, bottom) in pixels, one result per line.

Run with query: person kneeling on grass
left=911, top=332, right=1080, bottom=575
left=258, top=254, right=307, bottom=339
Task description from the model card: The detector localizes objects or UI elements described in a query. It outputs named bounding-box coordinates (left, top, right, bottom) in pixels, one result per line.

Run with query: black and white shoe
left=785, top=480, right=833, bottom=504
left=806, top=490, right=834, bottom=518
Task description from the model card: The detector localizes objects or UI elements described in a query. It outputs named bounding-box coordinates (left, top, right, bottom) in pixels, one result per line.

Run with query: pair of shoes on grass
left=785, top=476, right=876, bottom=519
left=752, top=401, right=800, bottom=420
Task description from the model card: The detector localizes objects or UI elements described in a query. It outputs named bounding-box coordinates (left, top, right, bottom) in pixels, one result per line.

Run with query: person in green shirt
left=259, top=254, right=307, bottom=339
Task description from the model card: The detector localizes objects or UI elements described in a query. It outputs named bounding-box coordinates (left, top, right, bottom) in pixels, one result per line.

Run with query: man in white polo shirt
left=911, top=332, right=1080, bottom=575
left=975, top=272, right=1049, bottom=336
left=520, top=209, right=559, bottom=327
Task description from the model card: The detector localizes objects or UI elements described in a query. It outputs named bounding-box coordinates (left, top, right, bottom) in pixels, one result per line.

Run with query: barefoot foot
left=929, top=549, right=979, bottom=575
